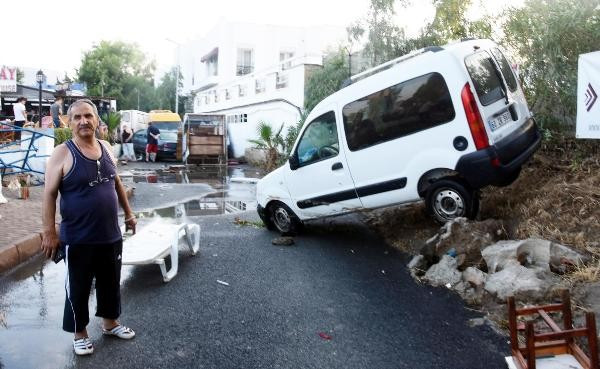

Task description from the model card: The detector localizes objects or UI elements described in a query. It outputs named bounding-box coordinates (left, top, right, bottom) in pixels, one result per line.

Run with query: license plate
left=488, top=111, right=512, bottom=131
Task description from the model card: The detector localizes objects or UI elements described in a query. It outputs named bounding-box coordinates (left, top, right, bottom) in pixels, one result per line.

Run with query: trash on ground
left=217, top=280, right=230, bottom=286
left=230, top=177, right=259, bottom=184
left=318, top=332, right=332, bottom=340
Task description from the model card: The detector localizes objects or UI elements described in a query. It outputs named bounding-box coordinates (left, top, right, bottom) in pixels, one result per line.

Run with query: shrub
left=54, top=128, right=72, bottom=146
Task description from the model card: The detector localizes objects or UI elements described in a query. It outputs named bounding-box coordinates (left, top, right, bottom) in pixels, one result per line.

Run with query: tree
left=502, top=0, right=600, bottom=130
left=77, top=41, right=156, bottom=110
left=248, top=121, right=285, bottom=171
left=426, top=0, right=491, bottom=44
left=155, top=67, right=183, bottom=113
left=304, top=51, right=349, bottom=114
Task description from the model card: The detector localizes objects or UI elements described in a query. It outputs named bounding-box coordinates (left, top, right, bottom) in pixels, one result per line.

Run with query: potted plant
left=17, top=175, right=30, bottom=200
left=101, top=112, right=122, bottom=158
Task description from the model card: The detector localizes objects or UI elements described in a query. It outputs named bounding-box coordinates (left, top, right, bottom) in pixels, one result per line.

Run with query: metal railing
left=0, top=123, right=55, bottom=181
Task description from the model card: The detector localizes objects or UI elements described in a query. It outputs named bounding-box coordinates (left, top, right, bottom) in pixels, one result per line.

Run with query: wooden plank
left=586, top=312, right=599, bottom=369
left=190, top=146, right=223, bottom=155
left=517, top=304, right=563, bottom=315
left=538, top=310, right=562, bottom=332
left=534, top=328, right=589, bottom=341
left=190, top=136, right=223, bottom=145
left=527, top=322, right=537, bottom=369
left=570, top=343, right=592, bottom=369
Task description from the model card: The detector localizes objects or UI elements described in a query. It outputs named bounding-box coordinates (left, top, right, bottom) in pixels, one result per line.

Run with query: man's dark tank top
left=59, top=139, right=121, bottom=244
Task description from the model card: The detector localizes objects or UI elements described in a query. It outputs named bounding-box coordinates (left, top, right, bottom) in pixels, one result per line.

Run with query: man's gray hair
left=67, top=99, right=99, bottom=121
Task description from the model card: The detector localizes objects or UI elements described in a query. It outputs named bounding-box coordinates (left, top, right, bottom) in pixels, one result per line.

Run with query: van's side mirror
left=289, top=154, right=299, bottom=170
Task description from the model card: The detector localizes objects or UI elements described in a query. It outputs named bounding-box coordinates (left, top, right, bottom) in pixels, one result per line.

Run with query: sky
left=2, top=0, right=523, bottom=82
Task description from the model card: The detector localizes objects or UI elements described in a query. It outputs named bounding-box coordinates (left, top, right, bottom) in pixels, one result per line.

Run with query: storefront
left=0, top=84, right=56, bottom=122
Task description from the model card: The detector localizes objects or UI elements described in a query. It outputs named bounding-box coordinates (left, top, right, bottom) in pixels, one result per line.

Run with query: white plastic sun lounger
left=122, top=221, right=200, bottom=282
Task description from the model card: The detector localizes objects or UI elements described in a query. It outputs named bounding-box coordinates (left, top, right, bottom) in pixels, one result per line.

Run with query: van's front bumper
left=455, top=118, right=541, bottom=189
left=257, top=204, right=268, bottom=223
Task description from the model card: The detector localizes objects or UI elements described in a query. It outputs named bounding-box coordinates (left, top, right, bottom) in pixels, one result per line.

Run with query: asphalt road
left=63, top=212, right=508, bottom=369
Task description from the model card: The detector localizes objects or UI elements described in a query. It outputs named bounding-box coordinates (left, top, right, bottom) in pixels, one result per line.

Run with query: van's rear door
left=464, top=50, right=530, bottom=144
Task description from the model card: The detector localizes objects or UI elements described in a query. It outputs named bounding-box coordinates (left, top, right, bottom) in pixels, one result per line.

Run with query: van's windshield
left=151, top=122, right=181, bottom=131
left=465, top=51, right=505, bottom=106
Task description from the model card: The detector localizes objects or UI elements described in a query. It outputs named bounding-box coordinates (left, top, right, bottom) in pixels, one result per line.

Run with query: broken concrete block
left=484, top=261, right=550, bottom=301
left=482, top=239, right=585, bottom=274
left=463, top=267, right=487, bottom=287
left=423, top=255, right=462, bottom=287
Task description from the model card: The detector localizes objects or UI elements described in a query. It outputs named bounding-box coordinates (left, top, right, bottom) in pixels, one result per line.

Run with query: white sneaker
left=73, top=337, right=94, bottom=356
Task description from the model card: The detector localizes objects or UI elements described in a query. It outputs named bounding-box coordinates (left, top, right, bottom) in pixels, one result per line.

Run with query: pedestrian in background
left=51, top=95, right=64, bottom=128
left=120, top=125, right=136, bottom=163
left=41, top=99, right=137, bottom=356
left=146, top=122, right=160, bottom=162
left=12, top=97, right=27, bottom=140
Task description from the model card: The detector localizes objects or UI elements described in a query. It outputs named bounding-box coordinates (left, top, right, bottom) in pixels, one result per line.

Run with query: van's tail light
left=461, top=83, right=489, bottom=150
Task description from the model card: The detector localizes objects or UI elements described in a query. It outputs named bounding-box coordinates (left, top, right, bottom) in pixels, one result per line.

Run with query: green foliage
left=77, top=41, right=157, bottom=111
left=101, top=112, right=121, bottom=143
left=248, top=121, right=285, bottom=171
left=16, top=68, right=24, bottom=84
left=502, top=0, right=600, bottom=130
left=155, top=67, right=184, bottom=113
left=304, top=51, right=349, bottom=113
left=54, top=128, right=72, bottom=146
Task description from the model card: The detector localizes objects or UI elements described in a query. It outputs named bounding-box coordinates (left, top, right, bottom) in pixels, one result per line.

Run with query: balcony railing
left=236, top=65, right=254, bottom=76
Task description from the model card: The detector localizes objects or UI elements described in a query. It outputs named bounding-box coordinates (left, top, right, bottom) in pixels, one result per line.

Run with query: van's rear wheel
left=268, top=202, right=301, bottom=235
left=425, top=179, right=478, bottom=224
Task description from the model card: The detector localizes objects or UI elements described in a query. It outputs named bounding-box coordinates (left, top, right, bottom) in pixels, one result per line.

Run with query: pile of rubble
left=408, top=218, right=587, bottom=305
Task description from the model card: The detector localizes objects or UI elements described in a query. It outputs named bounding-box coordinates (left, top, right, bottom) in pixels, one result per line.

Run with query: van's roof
left=149, top=110, right=181, bottom=122
left=308, top=38, right=496, bottom=119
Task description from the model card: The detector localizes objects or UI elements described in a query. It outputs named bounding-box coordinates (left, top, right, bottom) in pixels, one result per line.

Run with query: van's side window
left=297, top=111, right=339, bottom=166
left=342, top=72, right=455, bottom=152
left=465, top=51, right=505, bottom=106
left=490, top=48, right=518, bottom=92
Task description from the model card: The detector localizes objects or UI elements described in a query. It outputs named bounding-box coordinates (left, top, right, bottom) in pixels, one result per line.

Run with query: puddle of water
left=0, top=254, right=138, bottom=368
left=120, top=165, right=263, bottom=186
left=134, top=194, right=257, bottom=219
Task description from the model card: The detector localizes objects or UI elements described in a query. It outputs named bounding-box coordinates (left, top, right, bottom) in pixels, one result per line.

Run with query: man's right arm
left=41, top=145, right=67, bottom=259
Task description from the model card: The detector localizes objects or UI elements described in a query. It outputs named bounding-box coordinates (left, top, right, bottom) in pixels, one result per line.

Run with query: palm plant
left=248, top=121, right=285, bottom=171
left=101, top=112, right=121, bottom=144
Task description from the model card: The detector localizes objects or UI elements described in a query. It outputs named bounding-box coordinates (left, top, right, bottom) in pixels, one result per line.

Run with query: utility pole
left=166, top=38, right=181, bottom=114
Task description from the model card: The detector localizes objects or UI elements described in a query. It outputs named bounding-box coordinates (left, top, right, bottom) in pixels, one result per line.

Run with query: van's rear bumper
left=455, top=118, right=541, bottom=189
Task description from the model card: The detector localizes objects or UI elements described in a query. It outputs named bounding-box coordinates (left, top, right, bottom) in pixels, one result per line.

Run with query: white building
left=179, top=21, right=346, bottom=158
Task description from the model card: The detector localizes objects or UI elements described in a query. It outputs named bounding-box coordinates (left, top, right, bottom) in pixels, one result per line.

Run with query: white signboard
left=576, top=51, right=600, bottom=139
left=0, top=65, right=17, bottom=93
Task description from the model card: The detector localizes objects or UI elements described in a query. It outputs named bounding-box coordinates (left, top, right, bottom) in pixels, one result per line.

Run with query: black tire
left=425, top=179, right=478, bottom=224
left=268, top=202, right=302, bottom=235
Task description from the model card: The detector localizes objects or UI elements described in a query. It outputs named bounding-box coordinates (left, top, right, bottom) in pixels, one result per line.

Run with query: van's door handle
left=331, top=162, right=343, bottom=171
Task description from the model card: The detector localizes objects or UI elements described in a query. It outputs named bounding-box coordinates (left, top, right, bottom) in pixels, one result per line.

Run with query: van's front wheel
left=268, top=202, right=302, bottom=235
left=425, top=179, right=478, bottom=224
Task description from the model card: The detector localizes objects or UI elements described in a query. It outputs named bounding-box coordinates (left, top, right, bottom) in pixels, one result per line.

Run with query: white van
left=256, top=39, right=541, bottom=233
left=119, top=110, right=149, bottom=136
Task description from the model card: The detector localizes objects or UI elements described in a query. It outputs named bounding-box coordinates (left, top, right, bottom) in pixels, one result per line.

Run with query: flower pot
left=18, top=186, right=29, bottom=200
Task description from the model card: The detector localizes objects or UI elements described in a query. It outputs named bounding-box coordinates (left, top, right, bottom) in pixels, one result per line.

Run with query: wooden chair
left=506, top=290, right=599, bottom=369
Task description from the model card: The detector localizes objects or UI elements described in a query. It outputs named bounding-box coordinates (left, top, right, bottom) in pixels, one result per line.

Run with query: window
left=276, top=72, right=288, bottom=89
left=255, top=78, right=265, bottom=94
left=465, top=51, right=505, bottom=106
left=343, top=72, right=455, bottom=152
left=121, top=111, right=130, bottom=122
left=206, top=54, right=218, bottom=77
left=490, top=48, right=518, bottom=92
left=237, top=48, right=254, bottom=75
left=280, top=51, right=295, bottom=70
left=238, top=84, right=246, bottom=97
left=225, top=89, right=231, bottom=100
left=297, top=111, right=339, bottom=166
left=213, top=91, right=219, bottom=103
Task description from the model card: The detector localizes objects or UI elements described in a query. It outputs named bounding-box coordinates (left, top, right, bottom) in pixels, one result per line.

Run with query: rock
left=423, top=255, right=462, bottom=287
left=463, top=267, right=487, bottom=287
left=482, top=239, right=586, bottom=274
left=424, top=218, right=507, bottom=270
left=484, top=261, right=552, bottom=301
left=468, top=318, right=486, bottom=327
left=272, top=237, right=295, bottom=246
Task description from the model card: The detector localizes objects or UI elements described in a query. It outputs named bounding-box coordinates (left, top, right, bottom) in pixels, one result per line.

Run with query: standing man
left=41, top=99, right=137, bottom=356
left=51, top=95, right=64, bottom=128
left=120, top=125, right=135, bottom=163
left=12, top=97, right=27, bottom=140
left=145, top=122, right=160, bottom=162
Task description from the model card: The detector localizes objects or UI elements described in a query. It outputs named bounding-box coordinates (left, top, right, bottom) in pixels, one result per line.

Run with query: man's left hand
left=125, top=214, right=137, bottom=234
